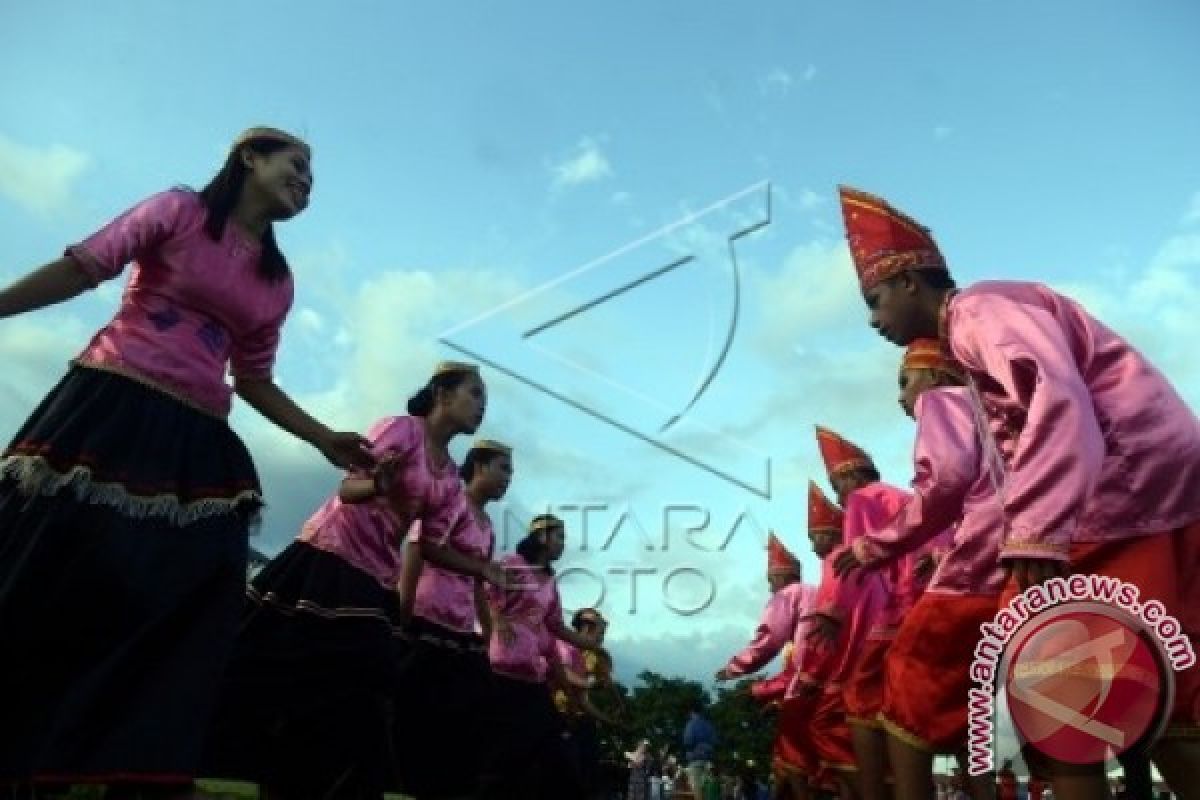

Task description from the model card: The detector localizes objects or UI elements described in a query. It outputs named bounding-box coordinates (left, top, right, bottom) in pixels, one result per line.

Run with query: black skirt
left=392, top=615, right=491, bottom=798
left=204, top=540, right=408, bottom=799
left=477, top=673, right=585, bottom=800
left=0, top=365, right=260, bottom=787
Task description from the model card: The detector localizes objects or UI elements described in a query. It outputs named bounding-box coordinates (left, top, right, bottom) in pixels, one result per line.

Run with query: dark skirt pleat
left=0, top=366, right=259, bottom=786
left=204, top=540, right=407, bottom=799
left=392, top=616, right=490, bottom=797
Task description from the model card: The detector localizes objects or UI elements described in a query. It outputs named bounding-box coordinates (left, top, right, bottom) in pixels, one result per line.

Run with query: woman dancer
left=0, top=127, right=371, bottom=799
left=205, top=362, right=485, bottom=799
left=478, top=514, right=601, bottom=799
left=393, top=438, right=512, bottom=798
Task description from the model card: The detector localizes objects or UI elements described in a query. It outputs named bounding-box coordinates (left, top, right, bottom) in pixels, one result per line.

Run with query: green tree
left=710, top=677, right=777, bottom=782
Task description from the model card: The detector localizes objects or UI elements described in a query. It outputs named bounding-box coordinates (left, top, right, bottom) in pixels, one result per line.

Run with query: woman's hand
left=315, top=429, right=375, bottom=471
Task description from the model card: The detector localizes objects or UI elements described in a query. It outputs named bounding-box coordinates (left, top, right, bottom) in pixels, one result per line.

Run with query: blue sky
left=2, top=1, right=1199, bottom=690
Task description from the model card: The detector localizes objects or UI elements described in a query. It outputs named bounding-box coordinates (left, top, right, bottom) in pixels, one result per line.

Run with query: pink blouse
left=67, top=189, right=293, bottom=417
left=299, top=416, right=464, bottom=588
left=723, top=580, right=818, bottom=699
left=413, top=498, right=495, bottom=634
left=853, top=388, right=1007, bottom=596
left=945, top=282, right=1200, bottom=560
left=485, top=554, right=569, bottom=683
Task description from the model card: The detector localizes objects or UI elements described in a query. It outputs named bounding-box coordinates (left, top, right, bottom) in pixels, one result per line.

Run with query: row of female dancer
left=0, top=126, right=605, bottom=799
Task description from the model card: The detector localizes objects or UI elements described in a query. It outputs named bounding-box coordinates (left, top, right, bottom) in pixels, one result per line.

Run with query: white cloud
left=0, top=314, right=93, bottom=418
left=0, top=133, right=91, bottom=216
left=294, top=307, right=325, bottom=334
left=933, top=125, right=954, bottom=140
left=759, top=68, right=794, bottom=96
left=752, top=239, right=861, bottom=355
left=802, top=64, right=818, bottom=82
left=550, top=137, right=613, bottom=188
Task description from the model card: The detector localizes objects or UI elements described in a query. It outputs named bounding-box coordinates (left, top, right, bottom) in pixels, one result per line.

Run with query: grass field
left=53, top=782, right=413, bottom=799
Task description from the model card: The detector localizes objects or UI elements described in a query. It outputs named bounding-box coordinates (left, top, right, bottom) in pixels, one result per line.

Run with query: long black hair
left=407, top=370, right=474, bottom=417
left=197, top=137, right=294, bottom=283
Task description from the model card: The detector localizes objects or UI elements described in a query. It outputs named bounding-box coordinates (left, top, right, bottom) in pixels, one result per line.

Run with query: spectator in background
left=683, top=703, right=719, bottom=800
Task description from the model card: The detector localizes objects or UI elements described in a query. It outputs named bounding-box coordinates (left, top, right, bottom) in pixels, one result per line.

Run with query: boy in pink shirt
left=716, top=533, right=818, bottom=798
left=811, top=427, right=910, bottom=800
left=840, top=184, right=1200, bottom=798
left=795, top=481, right=858, bottom=796
left=834, top=339, right=1003, bottom=800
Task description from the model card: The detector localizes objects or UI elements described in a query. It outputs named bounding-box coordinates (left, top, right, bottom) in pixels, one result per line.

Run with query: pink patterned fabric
left=413, top=499, right=495, bottom=634
left=944, top=281, right=1200, bottom=560
left=299, top=416, right=463, bottom=588
left=68, top=189, right=293, bottom=416
left=485, top=554, right=568, bottom=683
left=854, top=388, right=1007, bottom=596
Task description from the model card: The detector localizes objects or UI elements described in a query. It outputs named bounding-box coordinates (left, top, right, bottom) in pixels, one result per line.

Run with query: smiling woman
left=0, top=126, right=373, bottom=799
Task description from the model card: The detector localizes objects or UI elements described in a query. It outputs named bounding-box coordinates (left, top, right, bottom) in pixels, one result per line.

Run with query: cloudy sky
left=2, top=1, right=1199, bottom=690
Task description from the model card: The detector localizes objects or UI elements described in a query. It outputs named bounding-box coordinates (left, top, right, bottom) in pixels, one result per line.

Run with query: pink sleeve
left=794, top=573, right=837, bottom=682
left=854, top=391, right=979, bottom=566
left=555, top=640, right=576, bottom=668
left=425, top=499, right=469, bottom=547
left=811, top=556, right=846, bottom=622
left=484, top=554, right=518, bottom=611
left=230, top=293, right=293, bottom=380
left=542, top=629, right=564, bottom=670
left=952, top=298, right=1105, bottom=561
left=795, top=618, right=835, bottom=684
left=347, top=416, right=418, bottom=482
left=66, top=190, right=198, bottom=285
left=725, top=591, right=794, bottom=676
left=824, top=494, right=877, bottom=618
left=368, top=416, right=419, bottom=458
left=749, top=667, right=795, bottom=704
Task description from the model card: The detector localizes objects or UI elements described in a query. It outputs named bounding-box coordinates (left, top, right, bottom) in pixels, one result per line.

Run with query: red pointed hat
left=767, top=532, right=801, bottom=577
left=815, top=425, right=874, bottom=479
left=838, top=185, right=946, bottom=292
left=807, top=480, right=844, bottom=535
left=902, top=338, right=964, bottom=380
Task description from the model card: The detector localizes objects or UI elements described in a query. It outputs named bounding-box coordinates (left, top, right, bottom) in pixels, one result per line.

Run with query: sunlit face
left=863, top=273, right=921, bottom=346
left=898, top=367, right=942, bottom=418
left=243, top=143, right=312, bottom=219
left=439, top=373, right=487, bottom=434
